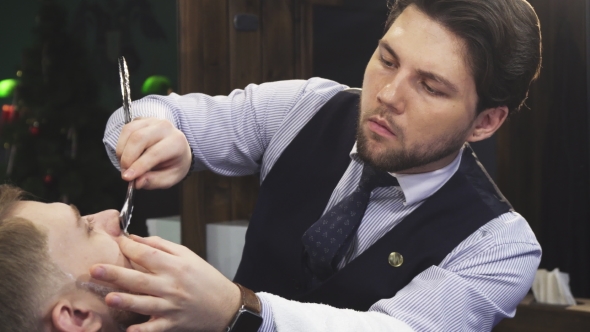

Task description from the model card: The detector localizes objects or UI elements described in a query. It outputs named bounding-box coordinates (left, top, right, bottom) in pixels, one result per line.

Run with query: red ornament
left=44, top=174, right=53, bottom=184
left=29, top=126, right=39, bottom=136
left=1, top=105, right=15, bottom=124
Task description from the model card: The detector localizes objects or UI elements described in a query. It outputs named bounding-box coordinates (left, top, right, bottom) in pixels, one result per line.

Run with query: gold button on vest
left=388, top=252, right=404, bottom=267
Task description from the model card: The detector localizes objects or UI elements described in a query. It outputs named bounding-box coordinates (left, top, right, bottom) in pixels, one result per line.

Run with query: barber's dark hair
left=385, top=0, right=542, bottom=114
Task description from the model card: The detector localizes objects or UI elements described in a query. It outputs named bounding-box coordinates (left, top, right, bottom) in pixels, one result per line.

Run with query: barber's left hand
left=89, top=235, right=241, bottom=332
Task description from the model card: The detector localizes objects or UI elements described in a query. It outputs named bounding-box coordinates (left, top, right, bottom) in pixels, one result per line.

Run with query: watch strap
left=235, top=283, right=261, bottom=314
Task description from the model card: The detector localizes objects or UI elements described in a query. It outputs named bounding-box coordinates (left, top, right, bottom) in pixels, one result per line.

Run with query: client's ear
left=51, top=299, right=102, bottom=332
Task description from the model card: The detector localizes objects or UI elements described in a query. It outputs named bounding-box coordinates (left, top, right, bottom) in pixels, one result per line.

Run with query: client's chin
left=111, top=308, right=150, bottom=330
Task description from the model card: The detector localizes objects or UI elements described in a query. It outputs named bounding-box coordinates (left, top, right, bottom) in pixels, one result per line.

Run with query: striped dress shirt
left=103, top=77, right=541, bottom=332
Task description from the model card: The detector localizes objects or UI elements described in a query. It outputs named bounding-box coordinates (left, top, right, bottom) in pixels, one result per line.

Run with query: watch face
left=231, top=309, right=263, bottom=331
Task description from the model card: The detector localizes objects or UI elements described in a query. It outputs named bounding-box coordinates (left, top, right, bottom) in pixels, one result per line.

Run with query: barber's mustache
left=362, top=107, right=404, bottom=137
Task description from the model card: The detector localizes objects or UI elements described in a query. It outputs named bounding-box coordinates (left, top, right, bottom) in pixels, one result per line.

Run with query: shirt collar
left=350, top=143, right=463, bottom=206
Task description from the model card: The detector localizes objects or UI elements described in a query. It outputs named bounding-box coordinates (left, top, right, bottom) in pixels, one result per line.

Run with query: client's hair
left=0, top=185, right=68, bottom=331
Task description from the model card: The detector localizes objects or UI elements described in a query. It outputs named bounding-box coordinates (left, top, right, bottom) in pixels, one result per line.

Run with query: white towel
left=532, top=268, right=576, bottom=305
left=259, top=292, right=415, bottom=332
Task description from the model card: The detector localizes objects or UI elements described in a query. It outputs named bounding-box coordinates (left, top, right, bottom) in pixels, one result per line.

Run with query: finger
left=116, top=120, right=151, bottom=162
left=126, top=135, right=189, bottom=188
left=105, top=292, right=172, bottom=317
left=134, top=167, right=185, bottom=190
left=129, top=235, right=187, bottom=256
left=120, top=125, right=175, bottom=178
left=115, top=118, right=148, bottom=160
left=90, top=264, right=166, bottom=297
left=115, top=235, right=176, bottom=273
left=126, top=318, right=172, bottom=332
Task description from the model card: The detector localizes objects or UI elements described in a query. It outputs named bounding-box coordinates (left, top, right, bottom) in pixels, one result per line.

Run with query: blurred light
left=142, top=75, right=172, bottom=95
left=2, top=105, right=15, bottom=112
left=0, top=79, right=18, bottom=99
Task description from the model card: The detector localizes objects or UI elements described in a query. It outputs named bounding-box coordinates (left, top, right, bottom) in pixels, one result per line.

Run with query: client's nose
left=90, top=209, right=123, bottom=237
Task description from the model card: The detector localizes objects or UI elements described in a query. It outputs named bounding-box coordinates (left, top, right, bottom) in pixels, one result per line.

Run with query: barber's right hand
left=116, top=118, right=192, bottom=189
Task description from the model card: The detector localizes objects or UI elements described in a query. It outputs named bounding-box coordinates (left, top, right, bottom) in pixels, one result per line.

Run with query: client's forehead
left=12, top=201, right=83, bottom=269
left=13, top=201, right=76, bottom=224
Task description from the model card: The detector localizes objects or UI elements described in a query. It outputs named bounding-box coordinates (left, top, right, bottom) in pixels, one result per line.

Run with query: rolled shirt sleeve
left=103, top=78, right=347, bottom=178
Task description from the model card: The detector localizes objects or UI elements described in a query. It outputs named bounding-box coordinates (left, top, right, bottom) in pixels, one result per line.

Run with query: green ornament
left=0, top=79, right=18, bottom=99
left=142, top=75, right=172, bottom=95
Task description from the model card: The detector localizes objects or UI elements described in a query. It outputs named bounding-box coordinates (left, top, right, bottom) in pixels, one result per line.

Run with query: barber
left=93, top=0, right=543, bottom=331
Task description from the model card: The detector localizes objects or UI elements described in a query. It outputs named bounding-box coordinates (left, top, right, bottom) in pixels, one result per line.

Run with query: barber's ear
left=51, top=299, right=102, bottom=332
left=467, top=106, right=509, bottom=142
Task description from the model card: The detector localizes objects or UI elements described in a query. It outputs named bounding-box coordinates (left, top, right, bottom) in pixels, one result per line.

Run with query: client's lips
left=367, top=117, right=396, bottom=137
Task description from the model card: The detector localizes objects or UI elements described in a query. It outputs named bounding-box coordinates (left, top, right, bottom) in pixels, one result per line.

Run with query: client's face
left=12, top=202, right=147, bottom=329
left=12, top=202, right=132, bottom=284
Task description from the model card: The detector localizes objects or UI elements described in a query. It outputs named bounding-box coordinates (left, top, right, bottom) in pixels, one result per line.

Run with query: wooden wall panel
left=199, top=0, right=234, bottom=244
left=178, top=1, right=204, bottom=93
left=178, top=0, right=333, bottom=259
left=201, top=1, right=231, bottom=95
left=178, top=0, right=205, bottom=256
left=229, top=0, right=263, bottom=88
left=296, top=3, right=315, bottom=79
left=178, top=0, right=231, bottom=257
left=228, top=0, right=263, bottom=224
left=262, top=0, right=295, bottom=81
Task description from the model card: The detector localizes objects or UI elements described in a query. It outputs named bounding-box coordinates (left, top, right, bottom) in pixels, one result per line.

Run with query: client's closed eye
left=85, top=216, right=95, bottom=234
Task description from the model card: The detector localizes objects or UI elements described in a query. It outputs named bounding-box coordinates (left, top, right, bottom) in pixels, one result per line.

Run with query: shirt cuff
left=257, top=292, right=278, bottom=332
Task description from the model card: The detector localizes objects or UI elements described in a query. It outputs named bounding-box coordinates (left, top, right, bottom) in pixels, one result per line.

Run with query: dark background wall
left=1, top=0, right=178, bottom=99
left=0, top=0, right=180, bottom=236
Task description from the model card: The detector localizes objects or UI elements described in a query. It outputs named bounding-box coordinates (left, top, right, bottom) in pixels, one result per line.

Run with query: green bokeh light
left=142, top=75, right=172, bottom=95
left=0, top=79, right=18, bottom=99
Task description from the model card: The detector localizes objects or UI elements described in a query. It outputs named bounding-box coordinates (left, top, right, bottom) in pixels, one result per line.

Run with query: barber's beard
left=78, top=282, right=149, bottom=331
left=356, top=107, right=471, bottom=173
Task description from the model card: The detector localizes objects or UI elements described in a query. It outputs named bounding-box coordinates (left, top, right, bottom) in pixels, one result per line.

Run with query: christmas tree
left=0, top=0, right=125, bottom=214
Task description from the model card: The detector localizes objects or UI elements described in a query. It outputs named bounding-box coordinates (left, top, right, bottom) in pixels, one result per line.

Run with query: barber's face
left=12, top=202, right=131, bottom=286
left=359, top=5, right=479, bottom=173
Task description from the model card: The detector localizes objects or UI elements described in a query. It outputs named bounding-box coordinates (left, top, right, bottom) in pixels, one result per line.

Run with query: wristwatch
left=226, top=283, right=263, bottom=332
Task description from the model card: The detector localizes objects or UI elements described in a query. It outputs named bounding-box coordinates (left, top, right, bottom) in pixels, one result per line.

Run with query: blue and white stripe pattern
left=104, top=77, right=542, bottom=332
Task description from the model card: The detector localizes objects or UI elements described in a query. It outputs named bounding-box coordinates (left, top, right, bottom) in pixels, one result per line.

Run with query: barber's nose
left=376, top=75, right=406, bottom=113
left=87, top=209, right=123, bottom=237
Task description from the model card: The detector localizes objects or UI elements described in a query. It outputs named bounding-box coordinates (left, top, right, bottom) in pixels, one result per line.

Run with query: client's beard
left=78, top=281, right=150, bottom=331
left=356, top=107, right=471, bottom=173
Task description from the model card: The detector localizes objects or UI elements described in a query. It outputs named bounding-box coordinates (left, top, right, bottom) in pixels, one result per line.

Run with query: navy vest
left=233, top=90, right=512, bottom=311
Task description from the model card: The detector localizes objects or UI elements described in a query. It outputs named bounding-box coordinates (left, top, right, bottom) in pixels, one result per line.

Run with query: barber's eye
left=379, top=54, right=395, bottom=68
left=421, top=82, right=443, bottom=97
left=423, top=83, right=435, bottom=93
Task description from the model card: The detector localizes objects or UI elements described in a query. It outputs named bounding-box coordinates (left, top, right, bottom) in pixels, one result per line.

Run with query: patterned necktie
left=302, top=163, right=399, bottom=281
